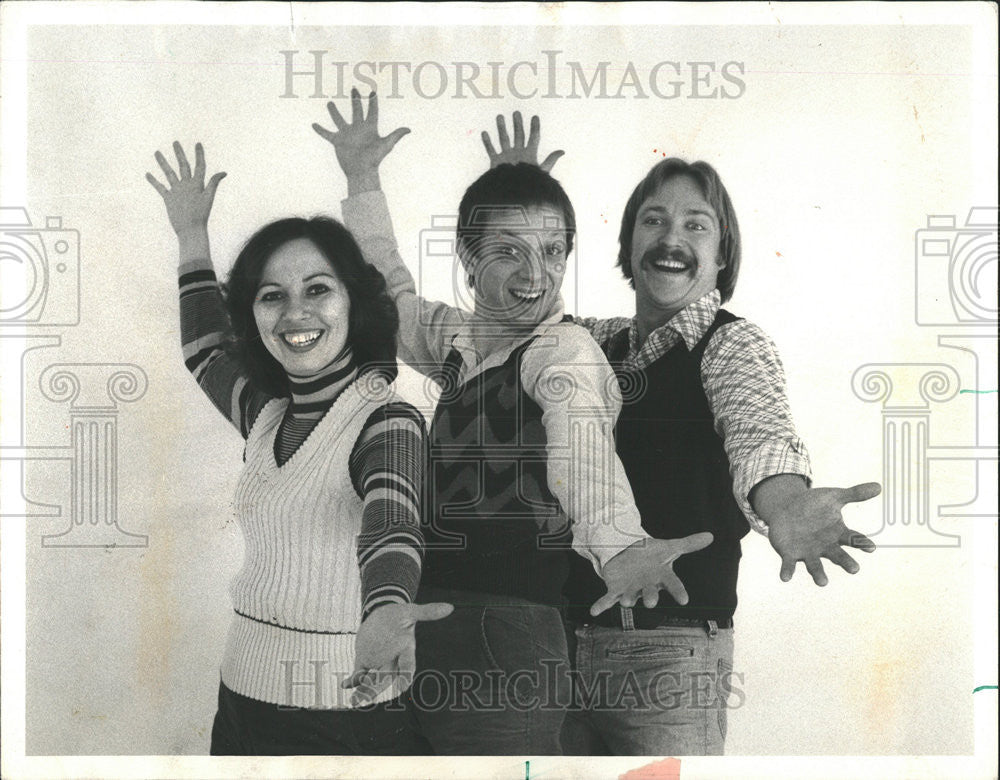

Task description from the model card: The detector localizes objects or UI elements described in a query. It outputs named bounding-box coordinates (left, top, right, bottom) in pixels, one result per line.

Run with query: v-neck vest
left=222, top=376, right=401, bottom=709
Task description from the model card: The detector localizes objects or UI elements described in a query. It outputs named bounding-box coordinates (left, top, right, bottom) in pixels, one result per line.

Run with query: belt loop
left=619, top=606, right=636, bottom=632
left=707, top=619, right=718, bottom=639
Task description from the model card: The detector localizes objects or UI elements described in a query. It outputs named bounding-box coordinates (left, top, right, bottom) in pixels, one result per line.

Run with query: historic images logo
left=852, top=207, right=998, bottom=547
left=1, top=207, right=148, bottom=548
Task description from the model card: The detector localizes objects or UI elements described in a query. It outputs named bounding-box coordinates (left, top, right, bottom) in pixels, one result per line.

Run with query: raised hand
left=481, top=112, right=564, bottom=172
left=764, top=482, right=880, bottom=586
left=342, top=601, right=453, bottom=707
left=590, top=532, right=714, bottom=616
left=145, top=142, right=226, bottom=239
left=313, top=89, right=410, bottom=186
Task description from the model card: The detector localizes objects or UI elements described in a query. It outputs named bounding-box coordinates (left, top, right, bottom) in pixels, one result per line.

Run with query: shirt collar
left=629, top=288, right=722, bottom=359
left=452, top=294, right=566, bottom=371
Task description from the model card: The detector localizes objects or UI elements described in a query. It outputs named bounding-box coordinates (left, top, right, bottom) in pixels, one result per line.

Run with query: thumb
left=673, top=531, right=714, bottom=555
left=410, top=601, right=454, bottom=622
left=540, top=150, right=565, bottom=172
left=384, top=127, right=411, bottom=150
left=838, top=482, right=882, bottom=505
left=205, top=171, right=227, bottom=203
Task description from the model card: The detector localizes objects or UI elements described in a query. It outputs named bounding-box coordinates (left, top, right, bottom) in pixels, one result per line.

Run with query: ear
left=467, top=274, right=475, bottom=290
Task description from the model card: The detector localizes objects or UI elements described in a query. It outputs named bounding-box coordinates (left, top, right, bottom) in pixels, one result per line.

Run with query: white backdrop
left=1, top=3, right=997, bottom=779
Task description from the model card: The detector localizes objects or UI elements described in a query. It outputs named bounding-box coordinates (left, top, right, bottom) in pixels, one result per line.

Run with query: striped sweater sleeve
left=179, top=265, right=272, bottom=438
left=348, top=401, right=428, bottom=620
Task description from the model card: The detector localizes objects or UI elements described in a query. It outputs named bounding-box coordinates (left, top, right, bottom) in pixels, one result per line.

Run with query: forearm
left=353, top=404, right=427, bottom=619
left=703, top=321, right=812, bottom=533
left=178, top=257, right=266, bottom=435
left=341, top=188, right=463, bottom=373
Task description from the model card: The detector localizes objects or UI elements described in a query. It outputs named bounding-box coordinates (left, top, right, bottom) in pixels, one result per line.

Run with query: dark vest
left=418, top=337, right=572, bottom=606
left=565, top=309, right=749, bottom=623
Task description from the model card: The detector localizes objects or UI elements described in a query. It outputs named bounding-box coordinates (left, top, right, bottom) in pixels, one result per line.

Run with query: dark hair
left=617, top=158, right=741, bottom=302
left=456, top=163, right=576, bottom=268
left=222, top=216, right=399, bottom=397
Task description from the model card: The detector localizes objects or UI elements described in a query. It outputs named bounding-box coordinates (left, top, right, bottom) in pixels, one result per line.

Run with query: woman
left=146, top=142, right=449, bottom=755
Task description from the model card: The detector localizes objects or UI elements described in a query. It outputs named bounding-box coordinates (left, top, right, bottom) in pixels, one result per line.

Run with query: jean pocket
left=605, top=643, right=695, bottom=662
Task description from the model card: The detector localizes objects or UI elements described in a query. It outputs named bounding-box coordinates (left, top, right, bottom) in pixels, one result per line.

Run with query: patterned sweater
left=179, top=265, right=426, bottom=706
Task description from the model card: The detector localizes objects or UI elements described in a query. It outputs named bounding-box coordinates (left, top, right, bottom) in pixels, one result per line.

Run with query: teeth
left=283, top=330, right=322, bottom=346
left=511, top=290, right=544, bottom=300
left=652, top=259, right=688, bottom=271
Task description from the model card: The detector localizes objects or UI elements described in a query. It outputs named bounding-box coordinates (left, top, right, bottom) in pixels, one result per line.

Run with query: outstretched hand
left=342, top=601, right=453, bottom=707
left=145, top=142, right=226, bottom=238
left=481, top=112, right=565, bottom=172
left=765, top=482, right=880, bottom=586
left=590, top=532, right=714, bottom=616
left=313, top=89, right=410, bottom=182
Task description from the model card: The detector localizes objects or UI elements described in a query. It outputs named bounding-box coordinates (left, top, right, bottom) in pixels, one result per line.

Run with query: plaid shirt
left=577, top=289, right=812, bottom=534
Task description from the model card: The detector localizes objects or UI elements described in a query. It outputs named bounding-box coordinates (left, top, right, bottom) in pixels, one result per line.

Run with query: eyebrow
left=258, top=272, right=335, bottom=288
left=640, top=205, right=717, bottom=221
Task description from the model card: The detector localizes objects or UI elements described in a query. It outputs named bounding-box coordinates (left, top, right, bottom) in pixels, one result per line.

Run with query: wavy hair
left=222, top=216, right=399, bottom=397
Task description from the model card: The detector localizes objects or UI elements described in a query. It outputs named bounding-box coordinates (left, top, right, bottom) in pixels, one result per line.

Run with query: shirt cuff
left=736, top=439, right=813, bottom=535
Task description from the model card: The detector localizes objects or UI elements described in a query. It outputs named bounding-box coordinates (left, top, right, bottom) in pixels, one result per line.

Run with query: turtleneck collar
left=286, top=344, right=358, bottom=418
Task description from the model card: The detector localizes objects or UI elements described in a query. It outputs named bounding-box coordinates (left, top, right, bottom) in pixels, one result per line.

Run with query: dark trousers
left=410, top=586, right=572, bottom=755
left=209, top=681, right=431, bottom=755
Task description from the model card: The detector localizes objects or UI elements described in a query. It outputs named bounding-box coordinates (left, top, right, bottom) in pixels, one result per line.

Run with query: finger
left=618, top=590, right=638, bottom=609
left=193, top=143, right=206, bottom=184
left=779, top=556, right=796, bottom=582
left=341, top=668, right=370, bottom=689
left=824, top=546, right=859, bottom=575
left=840, top=527, right=876, bottom=553
left=527, top=115, right=541, bottom=154
left=205, top=172, right=227, bottom=207
left=540, top=150, right=565, bottom=172
left=481, top=131, right=498, bottom=161
left=384, top=126, right=411, bottom=151
left=145, top=172, right=168, bottom=197
left=411, top=601, right=454, bottom=622
left=312, top=123, right=338, bottom=144
left=661, top=570, right=689, bottom=606
left=154, top=151, right=179, bottom=186
left=837, top=481, right=882, bottom=506
left=368, top=90, right=379, bottom=125
left=496, top=114, right=510, bottom=150
left=512, top=111, right=525, bottom=148
left=674, top=531, right=714, bottom=555
left=173, top=141, right=192, bottom=180
left=804, top=558, right=828, bottom=587
left=589, top=591, right=619, bottom=617
left=325, top=100, right=348, bottom=131
left=641, top=585, right=660, bottom=609
left=350, top=87, right=364, bottom=125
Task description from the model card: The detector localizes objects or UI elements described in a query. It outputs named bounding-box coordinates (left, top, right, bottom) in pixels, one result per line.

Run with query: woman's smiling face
left=252, top=238, right=351, bottom=376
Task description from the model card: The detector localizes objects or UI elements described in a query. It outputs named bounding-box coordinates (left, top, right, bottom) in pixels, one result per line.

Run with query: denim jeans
left=209, top=681, right=431, bottom=755
left=411, top=586, right=571, bottom=755
left=561, top=611, right=736, bottom=756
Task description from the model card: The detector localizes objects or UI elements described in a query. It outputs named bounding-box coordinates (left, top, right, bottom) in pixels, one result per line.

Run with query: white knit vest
left=220, top=376, right=400, bottom=709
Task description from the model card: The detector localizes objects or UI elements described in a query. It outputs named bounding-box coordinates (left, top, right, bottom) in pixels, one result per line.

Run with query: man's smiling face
left=629, top=174, right=725, bottom=326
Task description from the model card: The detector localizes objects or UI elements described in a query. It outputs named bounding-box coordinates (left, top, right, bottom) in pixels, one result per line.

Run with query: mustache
left=640, top=244, right=693, bottom=267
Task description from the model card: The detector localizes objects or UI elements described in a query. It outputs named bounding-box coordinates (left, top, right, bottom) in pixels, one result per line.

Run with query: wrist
left=176, top=227, right=211, bottom=265
left=347, top=168, right=381, bottom=197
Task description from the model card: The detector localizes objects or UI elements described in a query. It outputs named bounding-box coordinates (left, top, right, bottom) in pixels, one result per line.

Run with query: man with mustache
left=481, top=115, right=881, bottom=756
